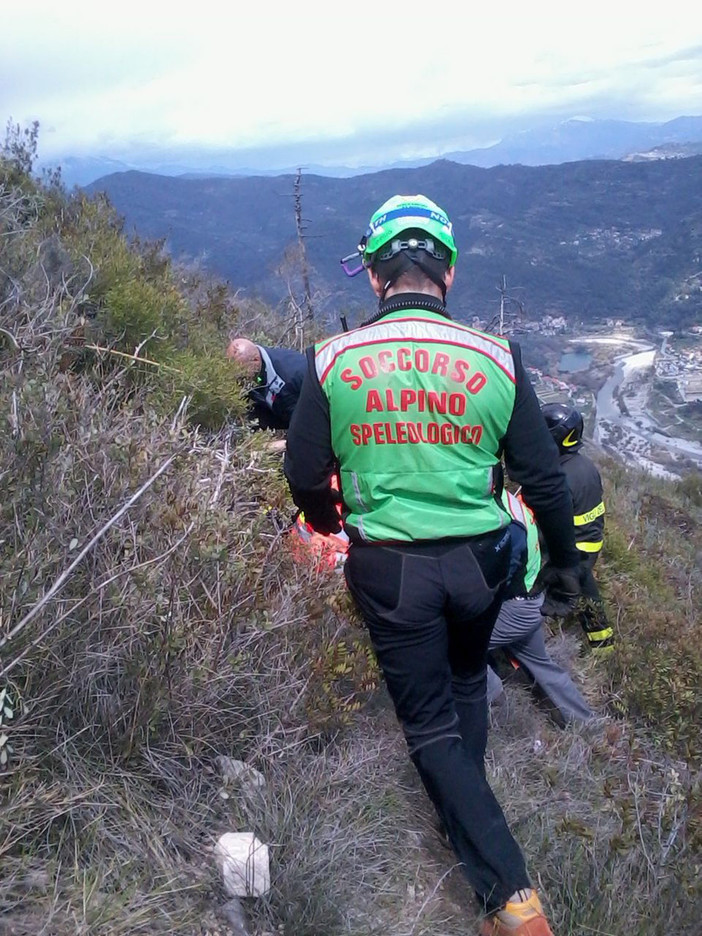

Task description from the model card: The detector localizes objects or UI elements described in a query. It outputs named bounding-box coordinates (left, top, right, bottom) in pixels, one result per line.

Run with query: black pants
left=578, top=552, right=613, bottom=648
left=344, top=530, right=530, bottom=912
left=580, top=552, right=602, bottom=602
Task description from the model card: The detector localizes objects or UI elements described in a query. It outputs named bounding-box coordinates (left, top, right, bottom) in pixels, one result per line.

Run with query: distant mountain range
left=85, top=154, right=702, bottom=331
left=58, top=115, right=702, bottom=187
left=444, top=115, right=702, bottom=168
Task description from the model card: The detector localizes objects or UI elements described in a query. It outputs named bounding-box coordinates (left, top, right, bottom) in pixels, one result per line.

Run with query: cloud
left=3, top=1, right=702, bottom=161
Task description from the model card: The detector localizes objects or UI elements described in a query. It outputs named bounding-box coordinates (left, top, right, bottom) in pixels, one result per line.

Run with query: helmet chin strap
left=380, top=253, right=447, bottom=304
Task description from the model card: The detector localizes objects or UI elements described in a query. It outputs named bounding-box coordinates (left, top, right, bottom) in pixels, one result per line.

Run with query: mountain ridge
left=446, top=114, right=702, bottom=167
left=86, top=154, right=702, bottom=329
left=52, top=115, right=702, bottom=187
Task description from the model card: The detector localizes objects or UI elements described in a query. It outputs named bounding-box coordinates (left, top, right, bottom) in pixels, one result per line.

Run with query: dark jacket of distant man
left=248, top=345, right=306, bottom=430
left=227, top=337, right=306, bottom=430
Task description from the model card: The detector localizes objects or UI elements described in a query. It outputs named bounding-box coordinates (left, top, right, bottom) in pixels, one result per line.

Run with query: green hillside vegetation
left=1, top=126, right=701, bottom=936
left=85, top=155, right=702, bottom=332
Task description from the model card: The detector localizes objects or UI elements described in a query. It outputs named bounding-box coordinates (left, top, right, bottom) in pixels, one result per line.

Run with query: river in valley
left=582, top=336, right=702, bottom=477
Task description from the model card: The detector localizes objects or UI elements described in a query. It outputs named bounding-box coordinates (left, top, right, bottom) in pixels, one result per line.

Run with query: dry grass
left=0, top=258, right=453, bottom=933
left=488, top=697, right=699, bottom=935
left=2, top=141, right=701, bottom=936
left=483, top=450, right=702, bottom=936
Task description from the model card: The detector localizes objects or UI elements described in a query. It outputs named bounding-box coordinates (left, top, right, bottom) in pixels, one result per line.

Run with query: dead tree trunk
left=488, top=275, right=524, bottom=336
left=293, top=169, right=314, bottom=338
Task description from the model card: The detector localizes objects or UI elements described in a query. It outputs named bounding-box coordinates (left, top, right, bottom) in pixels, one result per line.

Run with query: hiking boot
left=480, top=889, right=554, bottom=936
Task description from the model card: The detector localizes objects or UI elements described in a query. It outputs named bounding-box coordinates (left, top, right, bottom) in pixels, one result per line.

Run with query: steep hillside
left=86, top=156, right=702, bottom=331
left=2, top=133, right=701, bottom=936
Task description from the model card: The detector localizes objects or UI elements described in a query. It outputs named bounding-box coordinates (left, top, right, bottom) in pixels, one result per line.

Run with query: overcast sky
left=3, top=0, right=702, bottom=168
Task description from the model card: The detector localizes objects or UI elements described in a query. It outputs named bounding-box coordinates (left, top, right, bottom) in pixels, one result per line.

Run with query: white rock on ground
left=215, top=832, right=271, bottom=898
left=216, top=756, right=266, bottom=794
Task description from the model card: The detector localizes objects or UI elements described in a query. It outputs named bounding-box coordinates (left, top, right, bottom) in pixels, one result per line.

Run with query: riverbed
left=584, top=337, right=702, bottom=477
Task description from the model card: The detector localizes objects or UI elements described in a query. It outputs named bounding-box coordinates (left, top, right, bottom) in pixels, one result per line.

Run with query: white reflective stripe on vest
left=504, top=490, right=527, bottom=526
left=258, top=346, right=286, bottom=408
left=315, top=316, right=516, bottom=385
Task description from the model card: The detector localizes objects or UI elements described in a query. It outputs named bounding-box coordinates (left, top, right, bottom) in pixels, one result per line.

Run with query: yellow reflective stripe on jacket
left=576, top=541, right=603, bottom=553
left=586, top=627, right=614, bottom=642
left=574, top=501, right=605, bottom=526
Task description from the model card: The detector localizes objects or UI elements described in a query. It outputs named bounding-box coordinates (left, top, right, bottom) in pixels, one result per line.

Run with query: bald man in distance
left=226, top=337, right=306, bottom=435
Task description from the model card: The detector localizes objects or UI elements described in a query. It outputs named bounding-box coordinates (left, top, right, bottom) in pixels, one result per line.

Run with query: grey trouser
left=487, top=593, right=594, bottom=724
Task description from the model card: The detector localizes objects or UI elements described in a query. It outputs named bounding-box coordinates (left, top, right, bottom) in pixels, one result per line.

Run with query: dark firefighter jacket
left=247, top=345, right=306, bottom=431
left=559, top=450, right=605, bottom=554
left=284, top=292, right=580, bottom=571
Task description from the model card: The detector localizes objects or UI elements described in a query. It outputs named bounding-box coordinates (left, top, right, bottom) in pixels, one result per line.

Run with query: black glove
left=537, top=564, right=581, bottom=618
left=300, top=500, right=342, bottom=535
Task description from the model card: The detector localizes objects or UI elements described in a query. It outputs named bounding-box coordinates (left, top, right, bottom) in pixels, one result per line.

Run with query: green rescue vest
left=501, top=489, right=542, bottom=593
left=315, top=309, right=517, bottom=542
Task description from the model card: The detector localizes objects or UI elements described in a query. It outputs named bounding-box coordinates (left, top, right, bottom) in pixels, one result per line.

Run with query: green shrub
left=154, top=349, right=249, bottom=429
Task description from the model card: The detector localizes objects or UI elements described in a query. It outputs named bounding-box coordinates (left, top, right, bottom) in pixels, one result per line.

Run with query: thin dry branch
left=84, top=344, right=183, bottom=374
left=0, top=449, right=184, bottom=659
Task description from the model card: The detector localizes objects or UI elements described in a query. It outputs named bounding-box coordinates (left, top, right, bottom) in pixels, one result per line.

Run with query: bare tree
left=273, top=169, right=316, bottom=351
left=293, top=169, right=314, bottom=321
left=486, top=275, right=525, bottom=336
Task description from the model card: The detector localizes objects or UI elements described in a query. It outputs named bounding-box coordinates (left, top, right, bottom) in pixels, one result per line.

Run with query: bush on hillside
left=674, top=469, right=702, bottom=507
left=1, top=131, right=274, bottom=432
left=0, top=134, right=419, bottom=935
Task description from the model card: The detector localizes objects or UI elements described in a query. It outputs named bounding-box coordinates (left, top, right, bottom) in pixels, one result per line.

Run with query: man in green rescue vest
left=284, top=194, right=581, bottom=936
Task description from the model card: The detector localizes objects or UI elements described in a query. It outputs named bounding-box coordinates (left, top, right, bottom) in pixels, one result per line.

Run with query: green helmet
left=360, top=194, right=458, bottom=267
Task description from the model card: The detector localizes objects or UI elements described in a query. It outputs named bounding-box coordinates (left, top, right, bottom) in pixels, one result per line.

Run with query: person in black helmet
left=541, top=403, right=614, bottom=651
